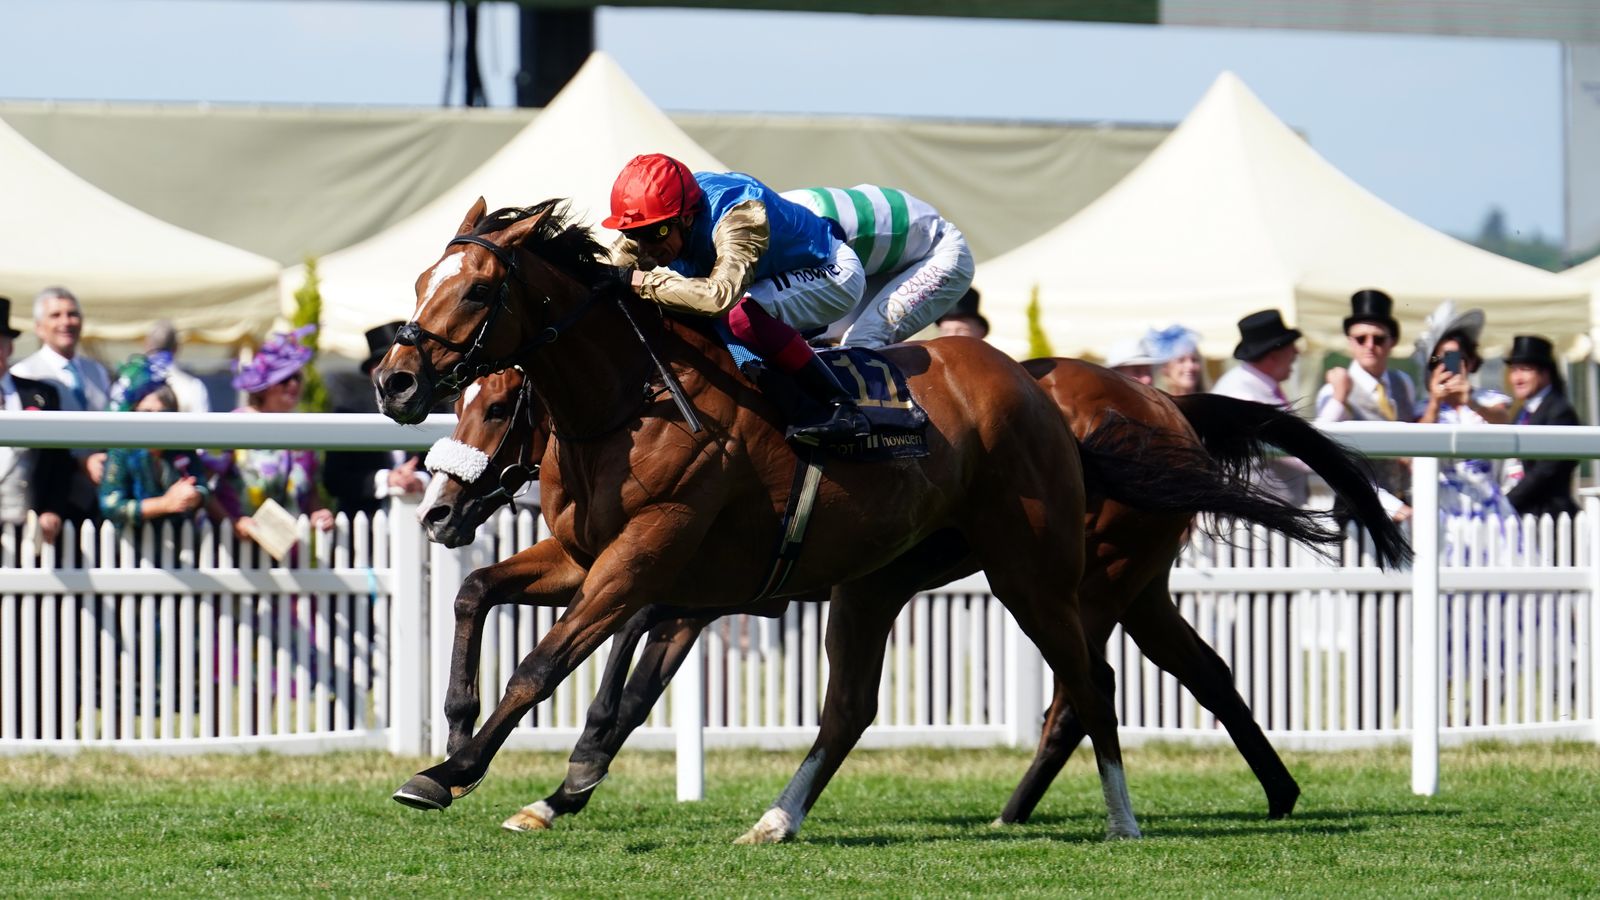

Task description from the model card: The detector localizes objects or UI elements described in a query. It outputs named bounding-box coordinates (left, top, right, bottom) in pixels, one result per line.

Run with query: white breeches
left=744, top=239, right=866, bottom=333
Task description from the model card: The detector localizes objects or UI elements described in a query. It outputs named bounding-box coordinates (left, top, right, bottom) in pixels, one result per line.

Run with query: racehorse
left=416, top=360, right=1407, bottom=835
left=374, top=198, right=1141, bottom=840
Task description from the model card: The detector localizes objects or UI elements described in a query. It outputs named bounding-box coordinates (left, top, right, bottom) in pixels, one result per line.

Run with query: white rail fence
left=2, top=414, right=1599, bottom=798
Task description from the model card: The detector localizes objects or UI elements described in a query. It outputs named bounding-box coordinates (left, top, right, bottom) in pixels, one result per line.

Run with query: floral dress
left=1436, top=389, right=1515, bottom=523
left=212, top=442, right=319, bottom=520
left=98, top=448, right=212, bottom=530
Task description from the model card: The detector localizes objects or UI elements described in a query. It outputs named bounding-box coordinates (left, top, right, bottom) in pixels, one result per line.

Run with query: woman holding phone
left=1415, top=300, right=1514, bottom=521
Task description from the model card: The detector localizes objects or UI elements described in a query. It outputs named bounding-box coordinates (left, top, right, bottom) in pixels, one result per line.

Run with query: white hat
left=1104, top=336, right=1162, bottom=369
left=1414, top=299, right=1486, bottom=369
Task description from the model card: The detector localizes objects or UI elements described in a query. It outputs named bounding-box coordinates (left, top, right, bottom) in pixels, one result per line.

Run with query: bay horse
left=417, top=360, right=1407, bottom=835
left=373, top=198, right=1140, bottom=839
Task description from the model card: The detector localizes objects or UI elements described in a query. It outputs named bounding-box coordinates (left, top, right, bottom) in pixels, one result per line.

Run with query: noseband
left=476, top=373, right=542, bottom=509
left=394, top=233, right=607, bottom=398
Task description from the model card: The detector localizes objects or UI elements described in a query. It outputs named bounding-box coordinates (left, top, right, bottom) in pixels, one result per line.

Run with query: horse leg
left=443, top=539, right=585, bottom=756
left=393, top=585, right=645, bottom=810
left=1117, top=580, right=1300, bottom=819
left=995, top=673, right=1095, bottom=826
left=734, top=535, right=969, bottom=845
left=503, top=610, right=712, bottom=831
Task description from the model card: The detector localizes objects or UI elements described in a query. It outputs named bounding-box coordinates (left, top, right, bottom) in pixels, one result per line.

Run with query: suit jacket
left=4, top=376, right=74, bottom=518
left=1507, top=390, right=1581, bottom=519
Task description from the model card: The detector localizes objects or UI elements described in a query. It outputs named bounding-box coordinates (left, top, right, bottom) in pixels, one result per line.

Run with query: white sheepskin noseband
left=426, top=438, right=490, bottom=484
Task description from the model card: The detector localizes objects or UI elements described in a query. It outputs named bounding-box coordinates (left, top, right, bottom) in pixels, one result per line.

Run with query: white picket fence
left=2, top=413, right=1599, bottom=790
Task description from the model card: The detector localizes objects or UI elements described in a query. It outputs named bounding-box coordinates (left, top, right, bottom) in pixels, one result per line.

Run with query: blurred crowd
left=1107, top=289, right=1582, bottom=524
left=0, top=287, right=428, bottom=547
left=0, top=282, right=1584, bottom=551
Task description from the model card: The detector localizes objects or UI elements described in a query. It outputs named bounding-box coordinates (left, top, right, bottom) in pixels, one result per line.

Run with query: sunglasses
left=622, top=221, right=674, bottom=242
left=1350, top=333, right=1391, bottom=347
left=279, top=372, right=304, bottom=387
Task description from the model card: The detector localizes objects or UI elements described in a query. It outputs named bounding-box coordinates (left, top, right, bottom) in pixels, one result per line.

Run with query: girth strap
left=752, top=449, right=825, bottom=601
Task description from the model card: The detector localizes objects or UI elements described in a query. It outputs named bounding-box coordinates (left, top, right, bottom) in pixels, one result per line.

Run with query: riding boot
left=785, top=356, right=871, bottom=445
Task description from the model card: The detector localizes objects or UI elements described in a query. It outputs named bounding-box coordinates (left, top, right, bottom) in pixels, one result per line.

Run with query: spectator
left=145, top=320, right=210, bottom=413
left=936, top=288, right=989, bottom=340
left=11, top=286, right=111, bottom=523
left=1144, top=324, right=1206, bottom=395
left=1211, top=309, right=1312, bottom=506
left=1413, top=301, right=1514, bottom=521
left=1104, top=336, right=1162, bottom=386
left=323, top=322, right=428, bottom=518
left=1502, top=335, right=1581, bottom=519
left=213, top=325, right=335, bottom=541
left=1315, top=289, right=1416, bottom=520
left=98, top=355, right=227, bottom=531
left=0, top=296, right=70, bottom=543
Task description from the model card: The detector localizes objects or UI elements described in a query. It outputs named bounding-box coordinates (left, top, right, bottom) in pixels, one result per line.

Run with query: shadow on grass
left=804, top=805, right=1464, bottom=846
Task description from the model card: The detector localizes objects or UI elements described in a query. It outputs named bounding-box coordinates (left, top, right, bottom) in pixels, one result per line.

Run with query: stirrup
left=785, top=403, right=870, bottom=446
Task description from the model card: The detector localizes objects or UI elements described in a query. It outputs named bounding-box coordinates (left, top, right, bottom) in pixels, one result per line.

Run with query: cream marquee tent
left=1570, top=255, right=1600, bottom=344
left=0, top=117, right=280, bottom=345
left=288, top=52, right=728, bottom=360
left=974, top=72, right=1592, bottom=363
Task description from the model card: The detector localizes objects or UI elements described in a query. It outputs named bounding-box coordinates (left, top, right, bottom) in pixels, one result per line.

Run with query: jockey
left=781, top=185, right=974, bottom=348
left=604, top=153, right=870, bottom=445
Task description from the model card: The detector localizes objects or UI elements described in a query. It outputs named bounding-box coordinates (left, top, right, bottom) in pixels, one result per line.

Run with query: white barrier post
left=388, top=496, right=429, bottom=756
left=1411, top=456, right=1441, bottom=795
left=1589, top=497, right=1600, bottom=738
left=674, top=634, right=705, bottom=801
left=1005, top=612, right=1044, bottom=749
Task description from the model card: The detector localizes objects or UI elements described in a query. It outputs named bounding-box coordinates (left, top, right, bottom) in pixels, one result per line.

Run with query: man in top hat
left=1502, top=334, right=1581, bottom=518
left=322, top=322, right=429, bottom=519
left=936, top=288, right=989, bottom=340
left=1211, top=308, right=1313, bottom=506
left=0, top=296, right=72, bottom=543
left=1315, top=289, right=1416, bottom=520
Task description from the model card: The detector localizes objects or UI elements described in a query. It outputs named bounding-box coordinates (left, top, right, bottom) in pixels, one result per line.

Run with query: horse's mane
left=477, top=199, right=608, bottom=280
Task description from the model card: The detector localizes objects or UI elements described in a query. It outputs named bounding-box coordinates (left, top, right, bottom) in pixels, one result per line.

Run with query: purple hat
left=232, top=325, right=315, bottom=393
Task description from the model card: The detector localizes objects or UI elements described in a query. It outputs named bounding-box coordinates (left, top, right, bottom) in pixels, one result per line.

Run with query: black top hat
left=0, top=296, right=20, bottom=339
left=1232, top=309, right=1301, bottom=361
left=1504, top=334, right=1557, bottom=370
left=1344, top=288, right=1400, bottom=340
left=360, top=321, right=406, bottom=374
left=937, top=288, right=989, bottom=331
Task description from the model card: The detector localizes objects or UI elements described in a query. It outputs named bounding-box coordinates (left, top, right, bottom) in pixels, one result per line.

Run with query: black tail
left=1078, top=413, right=1351, bottom=560
left=1172, top=393, right=1412, bottom=569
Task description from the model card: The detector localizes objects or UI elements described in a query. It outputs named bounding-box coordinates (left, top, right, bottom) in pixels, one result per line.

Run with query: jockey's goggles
left=622, top=220, right=674, bottom=242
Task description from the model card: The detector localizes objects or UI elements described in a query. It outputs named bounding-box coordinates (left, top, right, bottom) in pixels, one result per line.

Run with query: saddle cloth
left=810, top=347, right=929, bottom=461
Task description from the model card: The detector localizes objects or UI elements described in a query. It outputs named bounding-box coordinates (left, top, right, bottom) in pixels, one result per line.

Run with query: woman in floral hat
left=98, top=354, right=228, bottom=530
left=1145, top=324, right=1206, bottom=396
left=212, top=325, right=334, bottom=541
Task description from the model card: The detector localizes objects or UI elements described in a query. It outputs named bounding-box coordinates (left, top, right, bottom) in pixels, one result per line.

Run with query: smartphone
left=1442, top=350, right=1462, bottom=374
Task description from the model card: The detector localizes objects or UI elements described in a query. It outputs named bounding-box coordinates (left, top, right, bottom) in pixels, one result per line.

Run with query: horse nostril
left=382, top=370, right=417, bottom=400
left=422, top=503, right=453, bottom=526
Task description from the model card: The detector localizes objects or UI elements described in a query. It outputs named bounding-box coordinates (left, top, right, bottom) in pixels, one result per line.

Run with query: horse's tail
left=1078, top=412, right=1352, bottom=560
left=1170, top=393, right=1412, bottom=569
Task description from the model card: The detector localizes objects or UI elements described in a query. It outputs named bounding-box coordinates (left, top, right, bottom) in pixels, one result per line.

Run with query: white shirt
left=12, top=345, right=111, bottom=412
left=163, top=363, right=211, bottom=414
left=1314, top=364, right=1416, bottom=423
left=1212, top=362, right=1290, bottom=407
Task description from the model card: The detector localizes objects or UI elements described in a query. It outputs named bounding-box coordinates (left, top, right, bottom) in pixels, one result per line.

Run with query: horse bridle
left=394, top=232, right=607, bottom=398
left=474, top=369, right=542, bottom=511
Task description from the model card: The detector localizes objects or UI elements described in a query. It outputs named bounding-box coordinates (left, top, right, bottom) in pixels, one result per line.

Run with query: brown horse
left=417, top=360, right=1405, bottom=835
left=373, top=198, right=1141, bottom=840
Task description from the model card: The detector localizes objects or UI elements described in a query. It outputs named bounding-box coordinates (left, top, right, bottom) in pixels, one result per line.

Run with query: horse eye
left=485, top=402, right=509, bottom=419
left=465, top=283, right=492, bottom=304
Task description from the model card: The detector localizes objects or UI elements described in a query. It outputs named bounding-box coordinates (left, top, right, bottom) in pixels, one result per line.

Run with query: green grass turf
left=2, top=743, right=1597, bottom=896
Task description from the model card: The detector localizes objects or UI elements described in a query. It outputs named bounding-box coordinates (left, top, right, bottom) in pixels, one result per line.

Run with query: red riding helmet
left=601, top=153, right=704, bottom=231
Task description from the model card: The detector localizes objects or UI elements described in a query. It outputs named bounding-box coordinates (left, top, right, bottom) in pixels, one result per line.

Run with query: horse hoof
left=1105, top=825, right=1143, bottom=840
left=734, top=808, right=794, bottom=845
left=1267, top=784, right=1301, bottom=820
left=990, top=816, right=1010, bottom=828
left=502, top=801, right=556, bottom=833
left=393, top=774, right=453, bottom=811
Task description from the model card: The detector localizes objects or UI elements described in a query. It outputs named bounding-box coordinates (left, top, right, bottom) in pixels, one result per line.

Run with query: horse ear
left=499, top=207, right=551, bottom=247
left=457, top=198, right=488, bottom=237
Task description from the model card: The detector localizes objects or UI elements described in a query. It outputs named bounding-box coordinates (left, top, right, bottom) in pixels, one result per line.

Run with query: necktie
left=64, top=358, right=88, bottom=410
left=1373, top=380, right=1396, bottom=421
left=1271, top=382, right=1288, bottom=407
left=1515, top=406, right=1531, bottom=426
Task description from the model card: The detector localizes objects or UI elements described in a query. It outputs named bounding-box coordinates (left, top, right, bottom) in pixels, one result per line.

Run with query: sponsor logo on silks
left=768, top=265, right=844, bottom=292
